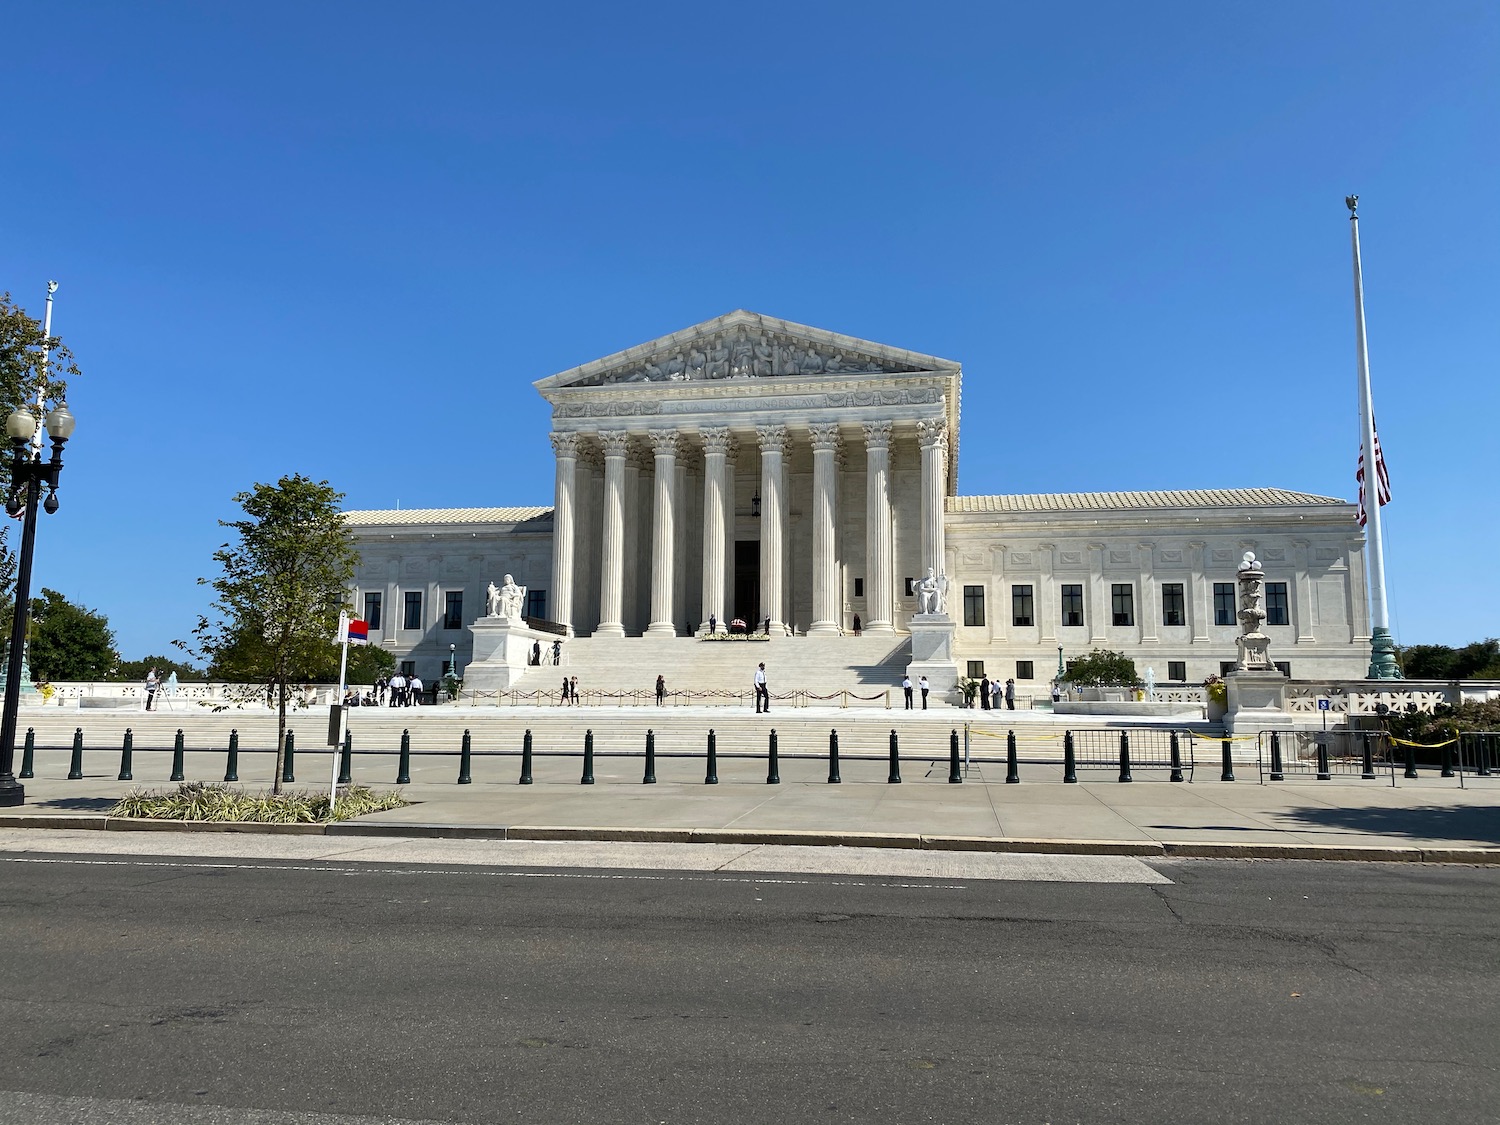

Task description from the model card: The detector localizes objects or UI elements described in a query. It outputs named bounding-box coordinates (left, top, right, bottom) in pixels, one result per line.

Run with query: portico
left=533, top=310, right=960, bottom=639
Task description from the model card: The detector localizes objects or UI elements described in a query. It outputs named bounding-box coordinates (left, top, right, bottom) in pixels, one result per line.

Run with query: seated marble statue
left=498, top=574, right=527, bottom=619
left=915, top=567, right=949, bottom=615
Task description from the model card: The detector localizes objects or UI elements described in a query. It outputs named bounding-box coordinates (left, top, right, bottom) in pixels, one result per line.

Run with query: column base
left=594, top=623, right=626, bottom=638
left=1367, top=627, right=1403, bottom=680
left=806, top=622, right=840, bottom=637
left=862, top=622, right=895, bottom=636
left=646, top=623, right=678, bottom=637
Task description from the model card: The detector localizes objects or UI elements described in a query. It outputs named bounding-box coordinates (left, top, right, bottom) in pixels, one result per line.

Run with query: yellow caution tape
left=1391, top=737, right=1458, bottom=748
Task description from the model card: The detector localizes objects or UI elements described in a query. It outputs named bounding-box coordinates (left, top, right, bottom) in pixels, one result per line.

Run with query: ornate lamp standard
left=0, top=403, right=76, bottom=807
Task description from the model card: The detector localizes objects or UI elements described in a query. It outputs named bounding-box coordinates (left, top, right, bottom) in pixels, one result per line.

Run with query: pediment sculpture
left=568, top=328, right=916, bottom=387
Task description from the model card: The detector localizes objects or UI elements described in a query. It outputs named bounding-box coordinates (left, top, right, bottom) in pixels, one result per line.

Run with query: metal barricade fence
left=1068, top=728, right=1194, bottom=780
left=1255, top=729, right=1395, bottom=784
left=1456, top=732, right=1500, bottom=786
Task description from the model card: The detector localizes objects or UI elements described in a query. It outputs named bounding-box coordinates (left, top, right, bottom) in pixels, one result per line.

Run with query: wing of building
left=347, top=310, right=1367, bottom=690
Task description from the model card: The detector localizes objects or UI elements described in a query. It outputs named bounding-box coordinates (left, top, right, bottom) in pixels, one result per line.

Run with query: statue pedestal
left=462, top=616, right=557, bottom=695
left=906, top=614, right=958, bottom=697
left=1225, top=669, right=1293, bottom=736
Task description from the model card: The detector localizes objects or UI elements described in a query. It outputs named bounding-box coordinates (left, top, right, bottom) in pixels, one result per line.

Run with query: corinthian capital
left=756, top=424, right=789, bottom=456
left=807, top=422, right=842, bottom=452
left=915, top=417, right=948, bottom=451
left=549, top=431, right=582, bottom=458
left=599, top=430, right=631, bottom=458
left=862, top=420, right=893, bottom=451
left=648, top=428, right=681, bottom=457
left=699, top=426, right=733, bottom=456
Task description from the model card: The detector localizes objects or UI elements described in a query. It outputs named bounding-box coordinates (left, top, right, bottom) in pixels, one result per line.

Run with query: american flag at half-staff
left=1356, top=421, right=1391, bottom=528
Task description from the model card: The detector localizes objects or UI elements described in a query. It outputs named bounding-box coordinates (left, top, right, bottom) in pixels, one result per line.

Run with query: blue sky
left=2, top=1, right=1496, bottom=659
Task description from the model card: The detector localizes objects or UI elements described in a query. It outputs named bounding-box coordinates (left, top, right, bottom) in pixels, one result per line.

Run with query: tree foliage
left=114, top=654, right=204, bottom=683
left=1386, top=698, right=1500, bottom=744
left=1063, top=648, right=1142, bottom=688
left=183, top=475, right=359, bottom=791
left=28, top=588, right=120, bottom=681
left=1399, top=640, right=1500, bottom=681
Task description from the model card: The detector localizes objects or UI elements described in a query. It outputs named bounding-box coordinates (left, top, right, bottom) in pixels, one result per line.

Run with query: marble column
left=595, top=430, right=630, bottom=638
left=548, top=431, right=581, bottom=636
left=700, top=427, right=731, bottom=633
left=1137, top=542, right=1158, bottom=644
left=647, top=429, right=680, bottom=636
left=808, top=422, right=841, bottom=635
left=757, top=425, right=788, bottom=634
left=1293, top=539, right=1315, bottom=643
left=1188, top=541, right=1208, bottom=641
left=862, top=421, right=894, bottom=634
left=916, top=417, right=948, bottom=585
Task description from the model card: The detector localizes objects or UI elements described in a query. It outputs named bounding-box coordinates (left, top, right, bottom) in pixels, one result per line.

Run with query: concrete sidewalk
left=4, top=743, right=1499, bottom=862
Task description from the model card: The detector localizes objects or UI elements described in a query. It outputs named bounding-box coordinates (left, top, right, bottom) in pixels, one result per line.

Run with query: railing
left=455, top=687, right=895, bottom=709
left=1254, top=729, right=1396, bottom=784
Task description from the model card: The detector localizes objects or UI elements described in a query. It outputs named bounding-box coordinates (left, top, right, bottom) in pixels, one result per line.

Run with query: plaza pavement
left=3, top=706, right=1498, bottom=863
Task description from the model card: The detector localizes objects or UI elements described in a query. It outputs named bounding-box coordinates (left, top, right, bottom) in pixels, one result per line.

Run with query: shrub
left=1385, top=699, right=1500, bottom=744
left=1063, top=649, right=1142, bottom=688
left=111, top=782, right=408, bottom=823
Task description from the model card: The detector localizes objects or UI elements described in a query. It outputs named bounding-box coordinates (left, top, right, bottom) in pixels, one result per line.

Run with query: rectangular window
left=1161, top=583, right=1185, bottom=627
left=1016, top=660, right=1034, bottom=680
left=1213, top=582, right=1235, bottom=626
left=904, top=577, right=914, bottom=597
left=963, top=585, right=985, bottom=627
left=966, top=660, right=985, bottom=679
left=362, top=592, right=382, bottom=630
left=1012, top=584, right=1034, bottom=627
left=403, top=591, right=422, bottom=630
left=1266, top=581, right=1289, bottom=626
left=1060, top=584, right=1084, bottom=627
left=1274, top=661, right=1291, bottom=677
left=853, top=577, right=864, bottom=598
left=525, top=589, right=547, bottom=620
left=1168, top=660, right=1186, bottom=682
left=443, top=591, right=463, bottom=630
left=1111, top=584, right=1134, bottom=627
left=399, top=660, right=416, bottom=677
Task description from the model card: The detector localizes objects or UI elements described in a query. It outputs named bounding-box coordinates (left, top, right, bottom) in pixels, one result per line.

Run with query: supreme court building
left=348, top=310, right=1371, bottom=687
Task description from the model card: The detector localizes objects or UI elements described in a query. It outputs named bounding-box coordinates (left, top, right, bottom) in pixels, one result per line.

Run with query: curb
left=1, top=814, right=1497, bottom=864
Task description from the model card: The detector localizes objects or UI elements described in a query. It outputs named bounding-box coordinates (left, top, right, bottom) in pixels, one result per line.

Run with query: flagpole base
left=1367, top=626, right=1402, bottom=680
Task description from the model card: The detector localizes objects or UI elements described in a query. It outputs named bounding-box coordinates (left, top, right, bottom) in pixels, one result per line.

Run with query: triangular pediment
left=535, top=310, right=961, bottom=391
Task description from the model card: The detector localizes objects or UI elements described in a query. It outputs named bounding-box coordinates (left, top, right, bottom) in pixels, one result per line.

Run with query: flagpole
left=1347, top=195, right=1400, bottom=679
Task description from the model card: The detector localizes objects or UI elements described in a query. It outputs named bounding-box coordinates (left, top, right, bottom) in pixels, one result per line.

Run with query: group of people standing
left=975, top=675, right=1016, bottom=710
left=560, top=675, right=581, bottom=705
left=900, top=675, right=931, bottom=709
left=374, top=673, right=424, bottom=707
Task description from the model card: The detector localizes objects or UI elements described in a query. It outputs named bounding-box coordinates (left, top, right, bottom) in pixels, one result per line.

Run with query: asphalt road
left=0, top=851, right=1496, bottom=1125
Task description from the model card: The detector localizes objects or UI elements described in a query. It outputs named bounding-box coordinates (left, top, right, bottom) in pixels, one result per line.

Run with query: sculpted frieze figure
left=572, top=330, right=918, bottom=386
left=915, top=567, right=949, bottom=615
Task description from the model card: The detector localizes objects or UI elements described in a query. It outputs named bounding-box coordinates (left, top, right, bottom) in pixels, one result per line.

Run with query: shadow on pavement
left=36, top=797, right=117, bottom=812
left=1279, top=804, right=1500, bottom=845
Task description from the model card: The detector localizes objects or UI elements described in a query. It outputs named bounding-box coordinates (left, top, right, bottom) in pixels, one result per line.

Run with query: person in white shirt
left=919, top=676, right=930, bottom=709
left=754, top=663, right=769, bottom=714
left=902, top=675, right=913, bottom=709
left=409, top=675, right=424, bottom=706
left=388, top=673, right=405, bottom=707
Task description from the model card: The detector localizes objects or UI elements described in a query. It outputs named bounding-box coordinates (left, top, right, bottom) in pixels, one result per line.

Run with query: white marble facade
left=347, top=311, right=1370, bottom=685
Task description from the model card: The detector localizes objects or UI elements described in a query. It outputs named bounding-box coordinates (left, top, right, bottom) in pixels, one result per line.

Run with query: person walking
left=570, top=675, right=580, bottom=706
left=409, top=674, right=423, bottom=706
left=655, top=674, right=666, bottom=706
left=1005, top=678, right=1016, bottom=710
left=144, top=667, right=159, bottom=711
left=919, top=675, right=930, bottom=709
left=979, top=674, right=991, bottom=710
left=552, top=639, right=562, bottom=666
left=754, top=663, right=769, bottom=713
left=902, top=675, right=913, bottom=709
left=560, top=675, right=570, bottom=706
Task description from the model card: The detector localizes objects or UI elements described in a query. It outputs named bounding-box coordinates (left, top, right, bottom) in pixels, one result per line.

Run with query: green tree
left=1063, top=648, right=1142, bottom=688
left=1400, top=640, right=1500, bottom=680
left=305, top=641, right=395, bottom=686
left=0, top=292, right=78, bottom=639
left=184, top=475, right=359, bottom=791
left=114, top=654, right=204, bottom=683
left=27, top=588, right=120, bottom=681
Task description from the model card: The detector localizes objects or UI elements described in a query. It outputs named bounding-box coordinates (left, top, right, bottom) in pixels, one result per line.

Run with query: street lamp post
left=0, top=403, right=76, bottom=807
left=448, top=643, right=457, bottom=678
left=1057, top=645, right=1065, bottom=680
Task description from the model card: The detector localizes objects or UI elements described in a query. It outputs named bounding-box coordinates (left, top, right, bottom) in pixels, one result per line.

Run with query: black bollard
left=1361, top=733, right=1376, bottom=780
left=397, top=729, right=412, bottom=785
left=1063, top=731, right=1077, bottom=784
left=888, top=729, right=901, bottom=784
left=225, top=729, right=240, bottom=783
left=1477, top=734, right=1492, bottom=778
left=171, top=729, right=186, bottom=782
left=1169, top=731, right=1185, bottom=783
left=20, top=728, right=34, bottom=779
left=1316, top=736, right=1330, bottom=781
left=643, top=729, right=657, bottom=784
left=1268, top=732, right=1284, bottom=782
left=68, top=728, right=84, bottom=780
left=828, top=729, right=841, bottom=784
left=1006, top=730, right=1020, bottom=784
left=581, top=729, right=595, bottom=785
left=705, top=729, right=718, bottom=785
left=1220, top=738, right=1235, bottom=782
left=339, top=731, right=353, bottom=785
left=767, top=729, right=780, bottom=784
left=948, top=729, right=962, bottom=784
left=118, top=728, right=134, bottom=782
left=458, top=729, right=473, bottom=784
left=1441, top=739, right=1455, bottom=778
left=1403, top=737, right=1418, bottom=780
left=282, top=730, right=296, bottom=783
left=1118, top=731, right=1133, bottom=783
